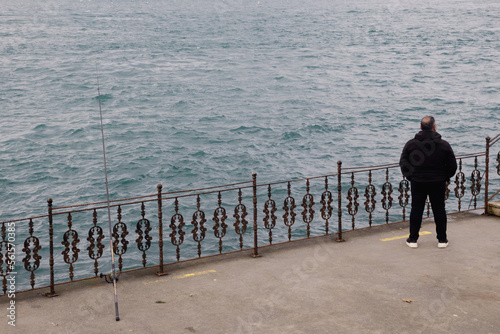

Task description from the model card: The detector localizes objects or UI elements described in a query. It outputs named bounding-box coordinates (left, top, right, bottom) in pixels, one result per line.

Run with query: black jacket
left=399, top=130, right=457, bottom=182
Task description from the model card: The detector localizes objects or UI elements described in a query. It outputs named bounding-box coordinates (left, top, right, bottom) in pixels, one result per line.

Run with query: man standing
left=400, top=116, right=457, bottom=248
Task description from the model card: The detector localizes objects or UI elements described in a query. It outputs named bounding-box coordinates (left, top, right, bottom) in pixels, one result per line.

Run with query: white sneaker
left=438, top=241, right=448, bottom=248
left=406, top=238, right=418, bottom=248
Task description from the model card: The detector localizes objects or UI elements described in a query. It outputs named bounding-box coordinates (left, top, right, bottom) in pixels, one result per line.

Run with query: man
left=399, top=116, right=457, bottom=248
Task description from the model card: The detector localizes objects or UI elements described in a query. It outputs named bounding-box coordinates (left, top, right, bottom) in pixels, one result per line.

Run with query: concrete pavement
left=2, top=210, right=500, bottom=334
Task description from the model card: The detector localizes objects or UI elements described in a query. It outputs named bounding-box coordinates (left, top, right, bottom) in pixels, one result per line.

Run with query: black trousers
left=409, top=180, right=448, bottom=242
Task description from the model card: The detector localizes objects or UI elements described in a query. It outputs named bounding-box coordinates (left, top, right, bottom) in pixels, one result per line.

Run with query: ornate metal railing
left=1, top=135, right=499, bottom=297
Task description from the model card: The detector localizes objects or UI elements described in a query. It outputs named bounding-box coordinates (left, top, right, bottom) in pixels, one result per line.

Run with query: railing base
left=250, top=253, right=261, bottom=258
left=43, top=292, right=58, bottom=298
left=156, top=271, right=168, bottom=277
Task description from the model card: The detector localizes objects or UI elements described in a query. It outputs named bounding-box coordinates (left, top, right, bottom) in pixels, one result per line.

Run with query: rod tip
left=116, top=316, right=120, bottom=321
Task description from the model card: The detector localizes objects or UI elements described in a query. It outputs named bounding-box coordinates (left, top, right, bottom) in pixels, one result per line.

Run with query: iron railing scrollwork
left=320, top=177, right=334, bottom=235
left=337, top=161, right=343, bottom=242
left=283, top=182, right=297, bottom=241
left=364, top=171, right=377, bottom=226
left=233, top=188, right=248, bottom=250
left=497, top=151, right=500, bottom=176
left=252, top=172, right=259, bottom=258
left=0, top=223, right=15, bottom=294
left=136, top=202, right=152, bottom=267
left=169, top=198, right=185, bottom=262
left=213, top=192, right=228, bottom=254
left=445, top=181, right=451, bottom=201
left=191, top=195, right=207, bottom=258
left=113, top=206, right=129, bottom=272
left=301, top=179, right=315, bottom=238
left=381, top=169, right=393, bottom=224
left=454, top=159, right=466, bottom=212
left=470, top=157, right=482, bottom=209
left=398, top=178, right=410, bottom=221
left=347, top=173, right=359, bottom=230
left=263, top=185, right=277, bottom=244
left=87, top=209, right=104, bottom=276
left=23, top=219, right=42, bottom=289
left=157, top=184, right=165, bottom=276
left=61, top=213, right=80, bottom=281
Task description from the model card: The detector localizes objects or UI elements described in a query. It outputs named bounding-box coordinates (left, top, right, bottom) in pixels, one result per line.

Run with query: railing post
left=45, top=198, right=57, bottom=297
left=336, top=161, right=344, bottom=242
left=156, top=184, right=167, bottom=276
left=485, top=137, right=490, bottom=215
left=251, top=172, right=260, bottom=257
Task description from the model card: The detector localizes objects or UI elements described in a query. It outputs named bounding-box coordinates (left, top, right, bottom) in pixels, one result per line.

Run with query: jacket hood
left=414, top=130, right=442, bottom=142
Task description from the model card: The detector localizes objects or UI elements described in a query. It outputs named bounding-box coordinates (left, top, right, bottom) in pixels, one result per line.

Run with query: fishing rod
left=96, top=64, right=120, bottom=322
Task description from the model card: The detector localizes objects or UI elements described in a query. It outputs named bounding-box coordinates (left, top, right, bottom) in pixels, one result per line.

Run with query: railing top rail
left=339, top=152, right=485, bottom=175
left=51, top=180, right=255, bottom=212
left=489, top=133, right=500, bottom=147
left=51, top=198, right=158, bottom=216
left=160, top=184, right=255, bottom=202
left=341, top=162, right=400, bottom=174
left=52, top=185, right=257, bottom=217
left=160, top=180, right=253, bottom=197
left=255, top=172, right=339, bottom=189
left=0, top=214, right=49, bottom=225
left=52, top=193, right=158, bottom=211
left=53, top=185, right=260, bottom=217
left=455, top=152, right=487, bottom=159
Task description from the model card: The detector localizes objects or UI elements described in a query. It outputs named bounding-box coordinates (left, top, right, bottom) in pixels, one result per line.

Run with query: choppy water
left=1, top=0, right=499, bottom=289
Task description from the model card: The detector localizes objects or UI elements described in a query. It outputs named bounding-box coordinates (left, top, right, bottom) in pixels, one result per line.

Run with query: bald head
left=421, top=116, right=436, bottom=131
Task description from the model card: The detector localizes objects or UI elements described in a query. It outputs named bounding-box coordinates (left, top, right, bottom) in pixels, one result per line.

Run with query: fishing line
left=96, top=64, right=120, bottom=321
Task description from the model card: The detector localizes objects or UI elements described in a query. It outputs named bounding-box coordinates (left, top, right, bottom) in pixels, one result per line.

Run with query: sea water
left=1, top=0, right=499, bottom=289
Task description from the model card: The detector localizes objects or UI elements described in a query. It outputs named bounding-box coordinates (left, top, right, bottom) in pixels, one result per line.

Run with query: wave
left=281, top=131, right=302, bottom=140
left=229, top=126, right=272, bottom=134
left=198, top=115, right=227, bottom=122
left=93, top=93, right=113, bottom=102
left=64, top=128, right=86, bottom=137
left=173, top=100, right=189, bottom=108
left=301, top=124, right=338, bottom=134
left=33, top=123, right=48, bottom=131
left=361, top=109, right=384, bottom=115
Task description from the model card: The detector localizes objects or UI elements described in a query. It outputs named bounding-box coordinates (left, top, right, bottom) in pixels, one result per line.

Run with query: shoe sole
left=438, top=243, right=448, bottom=248
left=406, top=242, right=418, bottom=248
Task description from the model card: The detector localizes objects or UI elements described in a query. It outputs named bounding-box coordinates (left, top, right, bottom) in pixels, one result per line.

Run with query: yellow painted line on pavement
left=174, top=270, right=216, bottom=280
left=143, top=269, right=216, bottom=285
left=380, top=231, right=431, bottom=242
